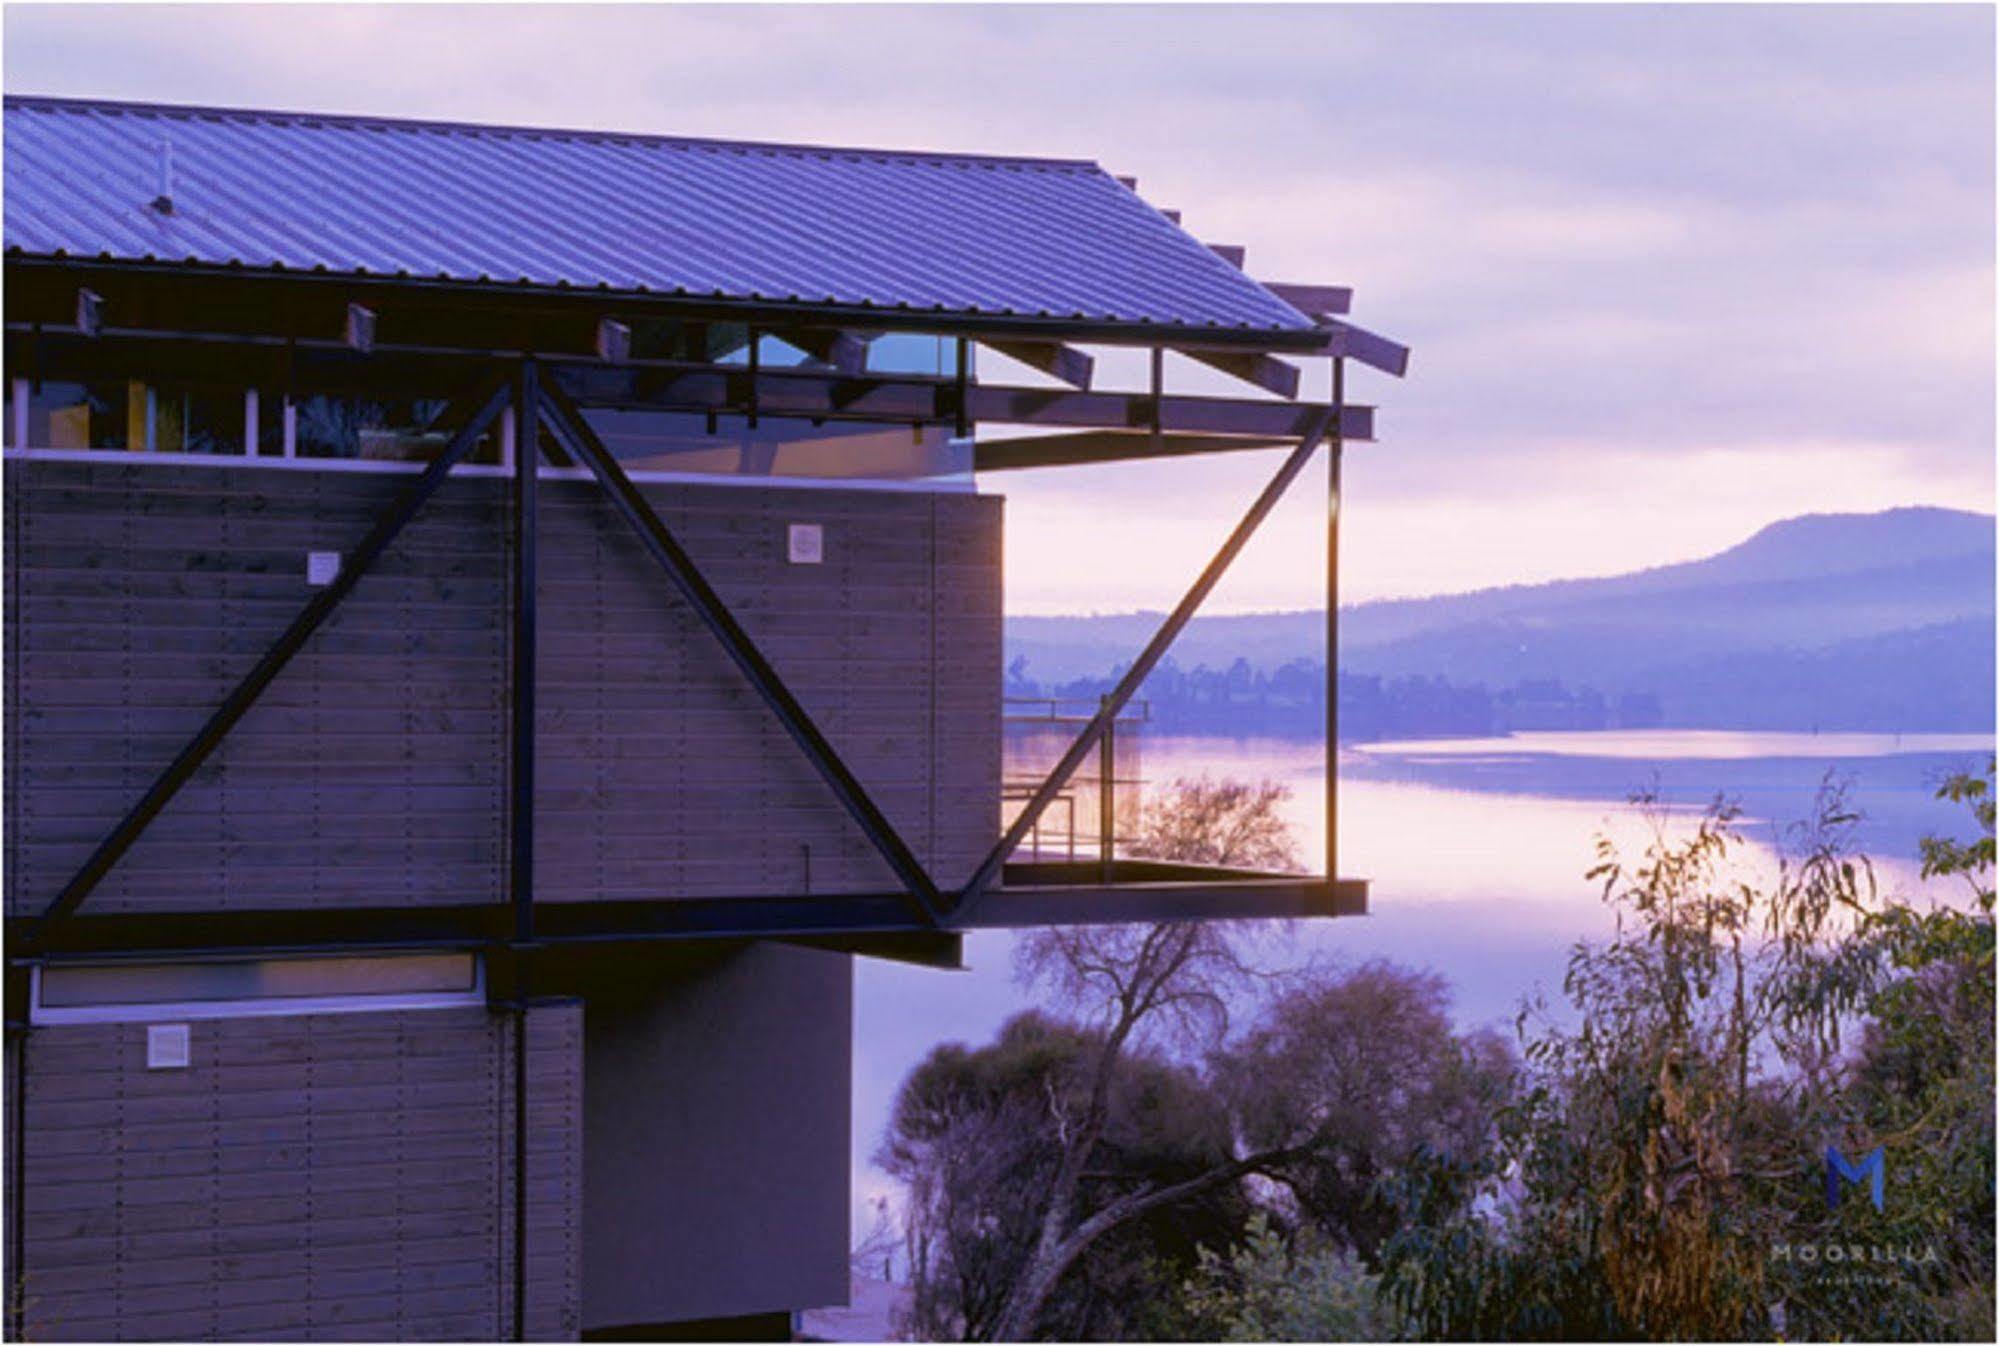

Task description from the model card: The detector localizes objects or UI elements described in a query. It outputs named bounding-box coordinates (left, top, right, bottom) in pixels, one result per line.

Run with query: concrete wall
left=563, top=944, right=852, bottom=1333
left=4, top=458, right=1001, bottom=917
left=10, top=1002, right=583, bottom=1342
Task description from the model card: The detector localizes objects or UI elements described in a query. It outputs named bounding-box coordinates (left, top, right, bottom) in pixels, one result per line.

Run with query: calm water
left=848, top=729, right=1993, bottom=1235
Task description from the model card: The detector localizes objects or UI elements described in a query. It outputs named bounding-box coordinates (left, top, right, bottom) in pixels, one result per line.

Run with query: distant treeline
left=1004, top=656, right=1661, bottom=741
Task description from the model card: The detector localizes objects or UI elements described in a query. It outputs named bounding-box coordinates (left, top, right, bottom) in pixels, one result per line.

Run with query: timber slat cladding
left=16, top=1004, right=584, bottom=1343
left=4, top=459, right=1001, bottom=916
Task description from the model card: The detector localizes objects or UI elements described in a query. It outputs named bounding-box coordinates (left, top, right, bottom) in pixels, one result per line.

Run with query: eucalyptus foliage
left=1378, top=764, right=1996, bottom=1341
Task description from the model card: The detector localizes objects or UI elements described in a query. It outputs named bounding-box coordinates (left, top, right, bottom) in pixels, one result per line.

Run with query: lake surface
left=848, top=728, right=1993, bottom=1236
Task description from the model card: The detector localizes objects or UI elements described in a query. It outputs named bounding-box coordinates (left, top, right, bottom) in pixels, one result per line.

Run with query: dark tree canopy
left=881, top=1011, right=1251, bottom=1341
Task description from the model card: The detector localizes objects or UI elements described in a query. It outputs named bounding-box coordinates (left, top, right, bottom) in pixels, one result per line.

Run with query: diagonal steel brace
left=536, top=378, right=945, bottom=927
left=951, top=405, right=1339, bottom=922
left=27, top=375, right=513, bottom=951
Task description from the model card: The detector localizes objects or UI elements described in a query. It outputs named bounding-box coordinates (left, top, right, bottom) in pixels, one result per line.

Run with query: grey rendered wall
left=12, top=1002, right=582, bottom=1343
left=3, top=459, right=1000, bottom=917
left=572, top=943, right=852, bottom=1332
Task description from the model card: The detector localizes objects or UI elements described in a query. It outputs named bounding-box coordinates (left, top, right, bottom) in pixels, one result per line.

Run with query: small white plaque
left=146, top=1023, right=190, bottom=1070
left=307, top=550, right=342, bottom=587
left=787, top=523, right=824, bottom=565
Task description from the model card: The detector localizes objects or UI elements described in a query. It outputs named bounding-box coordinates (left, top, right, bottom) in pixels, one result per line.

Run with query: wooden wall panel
left=5, top=461, right=509, bottom=919
left=15, top=1007, right=516, bottom=1341
left=4, top=459, right=1002, bottom=917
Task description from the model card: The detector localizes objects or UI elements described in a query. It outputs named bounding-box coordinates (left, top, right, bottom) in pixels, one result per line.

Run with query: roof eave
left=2, top=253, right=1336, bottom=355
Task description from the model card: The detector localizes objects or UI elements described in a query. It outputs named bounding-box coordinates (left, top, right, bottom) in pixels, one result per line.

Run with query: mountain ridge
left=1004, top=508, right=1996, bottom=731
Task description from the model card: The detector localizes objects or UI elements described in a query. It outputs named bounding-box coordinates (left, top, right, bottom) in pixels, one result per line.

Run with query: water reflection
left=1357, top=729, right=1995, bottom=762
left=850, top=730, right=1991, bottom=1237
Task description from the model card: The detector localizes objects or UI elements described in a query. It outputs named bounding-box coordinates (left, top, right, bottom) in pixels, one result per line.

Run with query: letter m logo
left=1824, top=1146, right=1885, bottom=1211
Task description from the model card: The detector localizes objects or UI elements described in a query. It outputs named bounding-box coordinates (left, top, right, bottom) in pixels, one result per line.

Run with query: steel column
left=511, top=360, right=540, bottom=949
left=953, top=404, right=1340, bottom=920
left=1328, top=357, right=1343, bottom=884
left=1099, top=695, right=1116, bottom=884
left=535, top=380, right=946, bottom=926
left=26, top=375, right=512, bottom=950
left=508, top=361, right=538, bottom=1344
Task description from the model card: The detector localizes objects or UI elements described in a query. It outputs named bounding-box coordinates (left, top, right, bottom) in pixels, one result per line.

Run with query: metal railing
left=1002, top=696, right=1149, bottom=875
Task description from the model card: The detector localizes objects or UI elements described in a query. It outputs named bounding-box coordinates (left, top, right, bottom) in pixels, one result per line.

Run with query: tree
left=1171, top=1213, right=1404, bottom=1343
left=1218, top=962, right=1515, bottom=1263
left=985, top=777, right=1302, bottom=1340
left=1124, top=775, right=1303, bottom=871
left=1826, top=760, right=1995, bottom=1340
left=1378, top=766, right=1997, bottom=1341
left=882, top=1012, right=1249, bottom=1341
left=890, top=774, right=1512, bottom=1340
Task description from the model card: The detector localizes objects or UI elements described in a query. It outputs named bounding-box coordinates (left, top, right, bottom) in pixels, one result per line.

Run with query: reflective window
left=34, top=952, right=482, bottom=1022
left=581, top=407, right=970, bottom=483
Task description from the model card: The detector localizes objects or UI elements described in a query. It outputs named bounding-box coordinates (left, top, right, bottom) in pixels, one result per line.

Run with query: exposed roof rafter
left=1324, top=318, right=1411, bottom=378
left=1264, top=282, right=1353, bottom=318
left=983, top=339, right=1095, bottom=390
left=74, top=287, right=102, bottom=337
left=776, top=327, right=869, bottom=375
left=595, top=317, right=631, bottom=363
left=344, top=303, right=376, bottom=353
left=1178, top=347, right=1302, bottom=399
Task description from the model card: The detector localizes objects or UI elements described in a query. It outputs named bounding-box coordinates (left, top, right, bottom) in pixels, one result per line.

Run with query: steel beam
left=1323, top=318, right=1411, bottom=378
left=6, top=326, right=1379, bottom=444
left=1263, top=282, right=1353, bottom=318
left=974, top=430, right=1292, bottom=472
left=24, top=375, right=512, bottom=951
left=12, top=873, right=1366, bottom=961
left=952, top=405, right=1340, bottom=921
left=511, top=361, right=540, bottom=949
left=535, top=380, right=946, bottom=927
left=1177, top=348, right=1302, bottom=399
left=983, top=339, right=1095, bottom=389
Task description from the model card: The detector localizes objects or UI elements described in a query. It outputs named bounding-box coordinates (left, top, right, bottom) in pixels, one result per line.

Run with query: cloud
left=5, top=3, right=1991, bottom=607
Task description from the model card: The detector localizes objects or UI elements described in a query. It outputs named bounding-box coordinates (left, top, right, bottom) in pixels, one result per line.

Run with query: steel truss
left=13, top=349, right=1360, bottom=964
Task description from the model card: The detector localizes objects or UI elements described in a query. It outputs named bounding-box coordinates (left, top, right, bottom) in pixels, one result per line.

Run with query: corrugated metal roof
left=3, top=95, right=1315, bottom=337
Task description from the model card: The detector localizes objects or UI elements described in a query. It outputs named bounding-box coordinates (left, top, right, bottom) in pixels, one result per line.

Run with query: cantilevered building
left=1, top=95, right=1406, bottom=1341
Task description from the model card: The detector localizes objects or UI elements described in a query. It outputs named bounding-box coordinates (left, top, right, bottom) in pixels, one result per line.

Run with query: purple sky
left=7, top=4, right=1992, bottom=608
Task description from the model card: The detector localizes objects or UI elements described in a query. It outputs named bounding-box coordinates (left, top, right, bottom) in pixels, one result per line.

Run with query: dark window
left=291, top=394, right=501, bottom=464
left=22, top=380, right=243, bottom=453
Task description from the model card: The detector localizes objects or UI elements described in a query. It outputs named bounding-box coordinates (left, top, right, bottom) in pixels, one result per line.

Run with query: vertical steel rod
left=1327, top=357, right=1344, bottom=882
left=954, top=337, right=970, bottom=439
left=509, top=359, right=540, bottom=1344
left=511, top=361, right=539, bottom=947
left=1099, top=695, right=1116, bottom=883
left=1149, top=346, right=1165, bottom=459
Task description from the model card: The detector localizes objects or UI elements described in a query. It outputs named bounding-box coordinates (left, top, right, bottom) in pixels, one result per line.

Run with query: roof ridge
left=2, top=92, right=1105, bottom=173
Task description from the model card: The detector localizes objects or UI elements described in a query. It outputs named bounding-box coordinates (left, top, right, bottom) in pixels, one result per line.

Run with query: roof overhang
left=3, top=254, right=1341, bottom=355
left=4, top=257, right=1384, bottom=453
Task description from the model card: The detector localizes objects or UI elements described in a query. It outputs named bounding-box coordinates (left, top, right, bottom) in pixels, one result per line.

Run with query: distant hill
left=1005, top=508, right=1996, bottom=733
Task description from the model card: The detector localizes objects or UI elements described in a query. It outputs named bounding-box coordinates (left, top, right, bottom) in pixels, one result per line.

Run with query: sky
left=5, top=2, right=1994, bottom=609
